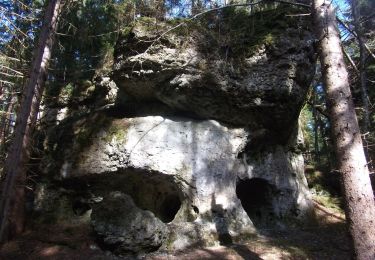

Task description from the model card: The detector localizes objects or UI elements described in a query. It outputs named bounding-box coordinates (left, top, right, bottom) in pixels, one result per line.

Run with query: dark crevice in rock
left=159, top=194, right=182, bottom=223
left=87, top=169, right=184, bottom=223
left=105, top=101, right=208, bottom=122
left=94, top=236, right=123, bottom=254
left=72, top=200, right=91, bottom=216
left=236, top=178, right=278, bottom=228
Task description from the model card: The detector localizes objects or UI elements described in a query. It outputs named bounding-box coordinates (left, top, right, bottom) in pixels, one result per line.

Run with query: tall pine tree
left=313, top=0, right=375, bottom=258
left=0, top=0, right=64, bottom=243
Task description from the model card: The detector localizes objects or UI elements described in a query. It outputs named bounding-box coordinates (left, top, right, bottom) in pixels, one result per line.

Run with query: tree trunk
left=312, top=86, right=320, bottom=164
left=313, top=0, right=375, bottom=259
left=0, top=0, right=63, bottom=243
left=351, top=0, right=370, bottom=133
left=0, top=93, right=13, bottom=147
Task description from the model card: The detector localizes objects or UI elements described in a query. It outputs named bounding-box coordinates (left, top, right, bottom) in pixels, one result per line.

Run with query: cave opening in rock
left=88, top=169, right=183, bottom=223
left=159, top=194, right=182, bottom=223
left=236, top=178, right=277, bottom=227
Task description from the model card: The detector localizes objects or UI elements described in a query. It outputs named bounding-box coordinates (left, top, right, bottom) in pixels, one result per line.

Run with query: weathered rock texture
left=113, top=9, right=315, bottom=141
left=35, top=6, right=315, bottom=255
left=91, top=192, right=168, bottom=254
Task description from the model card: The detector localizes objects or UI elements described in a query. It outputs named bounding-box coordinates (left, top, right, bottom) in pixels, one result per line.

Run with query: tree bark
left=0, top=0, right=63, bottom=243
left=313, top=0, right=375, bottom=259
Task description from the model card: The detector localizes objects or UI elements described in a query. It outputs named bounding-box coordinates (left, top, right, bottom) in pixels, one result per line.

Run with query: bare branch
left=88, top=30, right=121, bottom=38
left=0, top=65, right=23, bottom=75
left=138, top=0, right=309, bottom=57
left=285, top=13, right=311, bottom=16
left=0, top=6, right=37, bottom=21
left=337, top=17, right=375, bottom=61
left=307, top=100, right=329, bottom=118
left=343, top=48, right=359, bottom=73
left=0, top=72, right=23, bottom=78
left=0, top=80, right=15, bottom=85
left=13, top=0, right=41, bottom=11
left=0, top=54, right=20, bottom=62
left=1, top=14, right=30, bottom=39
left=364, top=43, right=375, bottom=61
left=2, top=25, right=28, bottom=48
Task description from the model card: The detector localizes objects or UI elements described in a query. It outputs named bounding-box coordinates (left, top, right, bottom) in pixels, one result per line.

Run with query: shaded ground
left=0, top=199, right=351, bottom=260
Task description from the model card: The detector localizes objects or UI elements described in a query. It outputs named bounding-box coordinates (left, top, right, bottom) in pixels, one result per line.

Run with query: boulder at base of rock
left=91, top=192, right=168, bottom=254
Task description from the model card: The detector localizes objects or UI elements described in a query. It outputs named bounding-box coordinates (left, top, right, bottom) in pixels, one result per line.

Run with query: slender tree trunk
left=313, top=1, right=375, bottom=259
left=0, top=0, right=63, bottom=243
left=0, top=94, right=12, bottom=146
left=3, top=96, right=16, bottom=140
left=312, top=86, right=320, bottom=164
left=0, top=96, right=15, bottom=160
left=317, top=112, right=330, bottom=163
left=351, top=0, right=370, bottom=133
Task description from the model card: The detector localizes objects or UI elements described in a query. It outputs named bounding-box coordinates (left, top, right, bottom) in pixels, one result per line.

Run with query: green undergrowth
left=305, top=165, right=344, bottom=214
left=102, top=120, right=130, bottom=143
left=314, top=191, right=343, bottom=213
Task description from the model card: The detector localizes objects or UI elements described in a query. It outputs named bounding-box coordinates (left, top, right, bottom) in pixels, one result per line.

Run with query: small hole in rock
left=192, top=205, right=199, bottom=214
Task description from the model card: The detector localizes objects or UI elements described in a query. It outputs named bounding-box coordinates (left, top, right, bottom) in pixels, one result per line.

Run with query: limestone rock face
left=36, top=7, right=315, bottom=255
left=40, top=113, right=312, bottom=251
left=91, top=192, right=168, bottom=253
left=113, top=19, right=315, bottom=141
left=56, top=115, right=255, bottom=232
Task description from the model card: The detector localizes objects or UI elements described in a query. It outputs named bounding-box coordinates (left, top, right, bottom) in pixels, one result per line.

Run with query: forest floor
left=0, top=196, right=351, bottom=260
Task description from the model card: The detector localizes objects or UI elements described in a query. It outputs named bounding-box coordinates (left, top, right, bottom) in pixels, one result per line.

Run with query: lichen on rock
left=91, top=192, right=168, bottom=254
left=35, top=5, right=316, bottom=256
left=113, top=5, right=315, bottom=142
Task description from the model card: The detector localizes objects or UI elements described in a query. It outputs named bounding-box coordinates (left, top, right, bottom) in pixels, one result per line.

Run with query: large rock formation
left=35, top=6, right=315, bottom=255
left=91, top=192, right=168, bottom=254
left=113, top=9, right=315, bottom=141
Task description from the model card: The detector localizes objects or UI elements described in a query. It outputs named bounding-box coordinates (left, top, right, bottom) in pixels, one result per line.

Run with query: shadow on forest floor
left=0, top=200, right=351, bottom=260
left=156, top=223, right=350, bottom=260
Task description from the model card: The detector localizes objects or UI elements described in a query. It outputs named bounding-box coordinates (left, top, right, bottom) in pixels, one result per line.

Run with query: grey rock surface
left=36, top=8, right=316, bottom=255
left=91, top=192, right=168, bottom=253
left=113, top=21, right=315, bottom=141
left=43, top=114, right=312, bottom=251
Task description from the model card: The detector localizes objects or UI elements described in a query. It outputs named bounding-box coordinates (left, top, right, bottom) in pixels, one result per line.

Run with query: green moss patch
left=103, top=120, right=130, bottom=142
